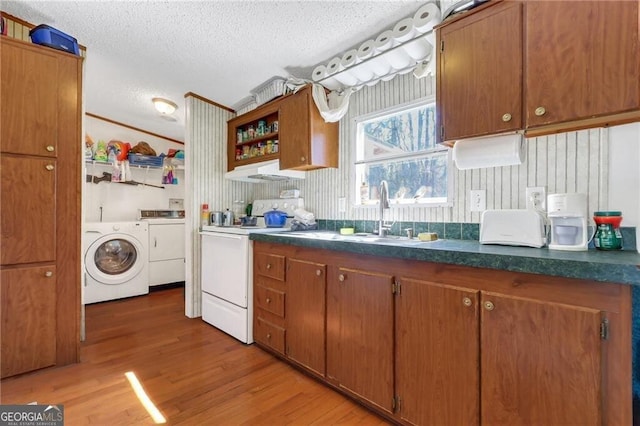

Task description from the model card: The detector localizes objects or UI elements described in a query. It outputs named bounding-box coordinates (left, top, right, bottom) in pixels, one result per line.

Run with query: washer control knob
left=113, top=225, right=120, bottom=231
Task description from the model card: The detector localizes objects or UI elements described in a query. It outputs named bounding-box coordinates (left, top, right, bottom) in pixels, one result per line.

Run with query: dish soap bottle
left=201, top=203, right=210, bottom=228
left=360, top=180, right=369, bottom=204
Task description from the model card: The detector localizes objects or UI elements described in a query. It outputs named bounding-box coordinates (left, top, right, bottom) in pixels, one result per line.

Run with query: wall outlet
left=470, top=190, right=486, bottom=212
left=338, top=197, right=347, bottom=213
left=526, top=186, right=547, bottom=211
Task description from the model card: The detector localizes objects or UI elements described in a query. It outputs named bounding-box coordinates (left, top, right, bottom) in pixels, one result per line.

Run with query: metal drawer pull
left=266, top=297, right=271, bottom=304
left=534, top=106, right=546, bottom=116
left=46, top=145, right=55, bottom=152
left=484, top=301, right=495, bottom=311
left=462, top=297, right=472, bottom=307
left=266, top=333, right=271, bottom=339
left=266, top=263, right=272, bottom=270
left=45, top=271, right=53, bottom=277
left=502, top=113, right=512, bottom=122
left=338, top=274, right=345, bottom=282
left=316, top=269, right=322, bottom=276
left=45, top=164, right=54, bottom=171
left=300, top=156, right=306, bottom=163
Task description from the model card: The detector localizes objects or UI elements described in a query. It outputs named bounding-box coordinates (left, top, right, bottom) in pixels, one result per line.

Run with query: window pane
left=360, top=103, right=436, bottom=161
left=359, top=153, right=449, bottom=204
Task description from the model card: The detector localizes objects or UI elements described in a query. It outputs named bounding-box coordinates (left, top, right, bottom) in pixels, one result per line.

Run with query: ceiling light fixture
left=152, top=97, right=177, bottom=115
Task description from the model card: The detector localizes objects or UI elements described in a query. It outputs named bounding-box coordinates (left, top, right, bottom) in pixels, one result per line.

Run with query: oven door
left=201, top=232, right=250, bottom=308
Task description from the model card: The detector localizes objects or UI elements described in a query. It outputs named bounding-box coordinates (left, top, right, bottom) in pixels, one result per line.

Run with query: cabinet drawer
left=255, top=285, right=285, bottom=317
left=255, top=317, right=285, bottom=354
left=255, top=252, right=285, bottom=280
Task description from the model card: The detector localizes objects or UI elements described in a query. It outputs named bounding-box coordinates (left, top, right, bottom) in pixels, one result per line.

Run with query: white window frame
left=352, top=96, right=453, bottom=209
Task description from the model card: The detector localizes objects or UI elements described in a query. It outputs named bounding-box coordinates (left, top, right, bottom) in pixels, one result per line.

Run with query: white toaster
left=480, top=209, right=547, bottom=248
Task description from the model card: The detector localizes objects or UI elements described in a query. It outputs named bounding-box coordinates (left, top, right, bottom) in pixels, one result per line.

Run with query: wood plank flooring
left=0, top=287, right=388, bottom=425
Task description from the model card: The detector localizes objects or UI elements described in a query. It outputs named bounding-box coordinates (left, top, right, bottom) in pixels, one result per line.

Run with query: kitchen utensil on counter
left=593, top=211, right=623, bottom=250
left=241, top=216, right=257, bottom=226
left=480, top=209, right=547, bottom=248
left=547, top=193, right=589, bottom=251
left=264, top=209, right=288, bottom=227
left=223, top=209, right=234, bottom=227
left=210, top=211, right=224, bottom=226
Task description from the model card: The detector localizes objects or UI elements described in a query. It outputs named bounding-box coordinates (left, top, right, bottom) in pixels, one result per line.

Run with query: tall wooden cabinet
left=0, top=37, right=82, bottom=378
left=436, top=0, right=640, bottom=143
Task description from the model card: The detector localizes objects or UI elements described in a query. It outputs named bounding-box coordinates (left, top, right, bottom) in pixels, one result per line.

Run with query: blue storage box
left=128, top=154, right=164, bottom=168
left=29, top=24, right=80, bottom=56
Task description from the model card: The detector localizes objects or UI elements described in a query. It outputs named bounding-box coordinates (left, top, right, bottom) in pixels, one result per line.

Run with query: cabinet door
left=1, top=40, right=59, bottom=157
left=1, top=155, right=56, bottom=265
left=1, top=266, right=57, bottom=378
left=481, top=293, right=603, bottom=425
left=149, top=223, right=185, bottom=261
left=279, top=88, right=310, bottom=170
left=286, top=258, right=326, bottom=376
left=437, top=1, right=522, bottom=143
left=396, top=279, right=479, bottom=425
left=327, top=266, right=394, bottom=414
left=525, top=1, right=640, bottom=128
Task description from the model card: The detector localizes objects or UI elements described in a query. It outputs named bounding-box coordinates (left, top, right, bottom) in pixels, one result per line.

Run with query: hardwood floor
left=0, top=288, right=388, bottom=425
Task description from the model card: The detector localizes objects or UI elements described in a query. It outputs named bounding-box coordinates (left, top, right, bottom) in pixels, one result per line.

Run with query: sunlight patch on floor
left=125, top=371, right=166, bottom=424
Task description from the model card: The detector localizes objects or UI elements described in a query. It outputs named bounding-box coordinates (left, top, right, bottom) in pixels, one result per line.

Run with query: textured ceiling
left=3, top=0, right=429, bottom=141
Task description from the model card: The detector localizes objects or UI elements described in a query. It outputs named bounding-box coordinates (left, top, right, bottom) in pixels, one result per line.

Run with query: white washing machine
left=84, top=222, right=149, bottom=304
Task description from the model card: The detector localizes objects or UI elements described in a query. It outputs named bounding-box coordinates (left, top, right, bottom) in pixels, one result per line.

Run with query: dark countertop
left=250, top=231, right=640, bottom=286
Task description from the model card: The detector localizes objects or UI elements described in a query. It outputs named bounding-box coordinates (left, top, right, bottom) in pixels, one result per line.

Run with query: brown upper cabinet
left=1, top=39, right=60, bottom=157
left=227, top=85, right=338, bottom=172
left=436, top=0, right=640, bottom=144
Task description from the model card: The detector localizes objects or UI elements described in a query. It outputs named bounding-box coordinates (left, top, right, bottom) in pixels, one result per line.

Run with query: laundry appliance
left=84, top=221, right=149, bottom=304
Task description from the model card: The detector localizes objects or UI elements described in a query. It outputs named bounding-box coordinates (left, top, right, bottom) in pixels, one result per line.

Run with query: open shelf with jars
left=228, top=106, right=280, bottom=169
left=227, top=84, right=339, bottom=172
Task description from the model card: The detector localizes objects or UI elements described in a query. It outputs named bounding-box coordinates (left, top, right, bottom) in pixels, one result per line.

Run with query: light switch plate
left=525, top=187, right=546, bottom=211
left=338, top=197, right=346, bottom=213
left=169, top=198, right=184, bottom=209
left=470, top=190, right=486, bottom=212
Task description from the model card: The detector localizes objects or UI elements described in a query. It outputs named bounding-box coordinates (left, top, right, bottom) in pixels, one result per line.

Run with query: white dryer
left=84, top=221, right=149, bottom=304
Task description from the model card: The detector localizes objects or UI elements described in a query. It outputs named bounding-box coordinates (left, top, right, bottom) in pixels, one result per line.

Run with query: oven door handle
left=204, top=233, right=245, bottom=241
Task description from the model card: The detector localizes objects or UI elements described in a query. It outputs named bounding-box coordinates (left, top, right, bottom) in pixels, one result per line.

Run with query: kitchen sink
left=286, top=231, right=425, bottom=246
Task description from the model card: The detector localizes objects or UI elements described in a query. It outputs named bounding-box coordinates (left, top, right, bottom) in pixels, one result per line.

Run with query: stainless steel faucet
left=378, top=180, right=390, bottom=236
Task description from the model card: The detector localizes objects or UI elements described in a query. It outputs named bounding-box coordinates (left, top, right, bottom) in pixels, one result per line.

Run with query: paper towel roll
left=375, top=30, right=413, bottom=69
left=321, top=76, right=342, bottom=91
left=413, top=2, right=442, bottom=34
left=374, top=30, right=396, bottom=53
left=357, top=39, right=376, bottom=61
left=364, top=54, right=392, bottom=77
left=326, top=57, right=342, bottom=75
left=333, top=71, right=360, bottom=87
left=340, top=49, right=358, bottom=69
left=348, top=62, right=375, bottom=83
left=393, top=17, right=416, bottom=43
left=312, top=65, right=327, bottom=82
left=400, top=36, right=433, bottom=61
left=453, top=134, right=526, bottom=170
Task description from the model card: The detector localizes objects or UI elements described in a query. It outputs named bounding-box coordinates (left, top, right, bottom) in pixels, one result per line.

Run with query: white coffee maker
left=547, top=193, right=589, bottom=251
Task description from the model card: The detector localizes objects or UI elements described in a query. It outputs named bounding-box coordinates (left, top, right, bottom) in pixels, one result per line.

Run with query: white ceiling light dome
left=152, top=97, right=177, bottom=115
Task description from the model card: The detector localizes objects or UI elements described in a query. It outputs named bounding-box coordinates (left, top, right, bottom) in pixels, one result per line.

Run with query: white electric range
left=199, top=198, right=304, bottom=343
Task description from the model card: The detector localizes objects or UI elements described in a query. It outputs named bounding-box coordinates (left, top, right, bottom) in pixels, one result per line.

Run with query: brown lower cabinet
left=252, top=241, right=632, bottom=425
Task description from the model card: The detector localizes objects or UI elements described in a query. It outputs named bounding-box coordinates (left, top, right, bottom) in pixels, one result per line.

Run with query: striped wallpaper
left=252, top=72, right=609, bottom=225
left=185, top=71, right=609, bottom=318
